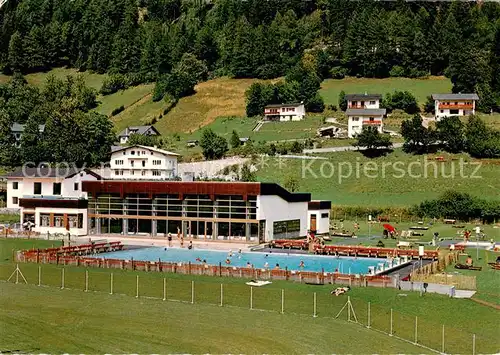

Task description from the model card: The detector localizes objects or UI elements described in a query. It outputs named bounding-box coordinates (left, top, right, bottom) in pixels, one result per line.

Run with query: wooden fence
left=409, top=252, right=477, bottom=290
left=16, top=247, right=393, bottom=288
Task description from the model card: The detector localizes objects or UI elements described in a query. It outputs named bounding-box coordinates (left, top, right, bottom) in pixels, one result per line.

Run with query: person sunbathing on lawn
left=466, top=256, right=473, bottom=266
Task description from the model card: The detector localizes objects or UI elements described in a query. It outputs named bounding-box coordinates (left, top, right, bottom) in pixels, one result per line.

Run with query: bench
left=397, top=241, right=413, bottom=249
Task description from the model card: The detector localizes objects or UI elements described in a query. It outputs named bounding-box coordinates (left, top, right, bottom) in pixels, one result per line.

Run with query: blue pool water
left=95, top=247, right=391, bottom=274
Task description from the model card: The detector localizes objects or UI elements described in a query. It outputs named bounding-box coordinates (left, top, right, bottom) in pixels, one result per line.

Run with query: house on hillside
left=345, top=93, right=386, bottom=138
left=11, top=123, right=45, bottom=147
left=110, top=145, right=179, bottom=180
left=431, top=93, right=479, bottom=121
left=264, top=103, right=305, bottom=121
left=117, top=125, right=160, bottom=144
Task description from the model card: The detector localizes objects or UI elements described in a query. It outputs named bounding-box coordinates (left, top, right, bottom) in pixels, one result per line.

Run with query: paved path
left=303, top=143, right=403, bottom=154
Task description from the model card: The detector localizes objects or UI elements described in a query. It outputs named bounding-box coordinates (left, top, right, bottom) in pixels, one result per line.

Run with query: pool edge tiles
left=91, top=247, right=411, bottom=275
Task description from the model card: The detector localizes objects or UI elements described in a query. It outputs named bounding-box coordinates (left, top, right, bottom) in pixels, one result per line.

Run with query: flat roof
left=345, top=94, right=382, bottom=101
left=346, top=108, right=386, bottom=116
left=432, top=94, right=479, bottom=100
left=82, top=181, right=311, bottom=203
left=308, top=200, right=331, bottom=210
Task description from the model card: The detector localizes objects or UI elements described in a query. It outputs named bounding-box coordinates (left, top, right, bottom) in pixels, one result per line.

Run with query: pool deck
left=78, top=235, right=257, bottom=252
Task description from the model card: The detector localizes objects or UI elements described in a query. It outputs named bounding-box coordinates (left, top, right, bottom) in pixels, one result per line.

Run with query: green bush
left=111, top=105, right=125, bottom=116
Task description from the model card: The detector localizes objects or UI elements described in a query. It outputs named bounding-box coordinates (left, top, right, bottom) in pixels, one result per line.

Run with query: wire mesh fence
left=0, top=263, right=493, bottom=354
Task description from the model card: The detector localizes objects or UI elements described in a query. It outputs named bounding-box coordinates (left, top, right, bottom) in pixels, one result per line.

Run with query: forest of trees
left=1, top=0, right=500, bottom=109
left=0, top=74, right=115, bottom=166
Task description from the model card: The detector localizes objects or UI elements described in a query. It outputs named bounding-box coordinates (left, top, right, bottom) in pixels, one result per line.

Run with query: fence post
left=281, top=289, right=284, bottom=314
left=390, top=308, right=393, bottom=336
left=220, top=283, right=223, bottom=306
left=313, top=292, right=317, bottom=318
left=347, top=296, right=351, bottom=322
left=163, top=278, right=167, bottom=301
left=110, top=273, right=113, bottom=295
left=61, top=268, right=65, bottom=289
left=367, top=302, right=371, bottom=328
left=38, top=265, right=41, bottom=286
left=414, top=316, right=418, bottom=344
left=472, top=334, right=476, bottom=355
left=191, top=280, right=194, bottom=304
left=250, top=286, right=253, bottom=310
left=136, top=275, right=139, bottom=298
left=85, top=270, right=88, bottom=292
left=442, top=324, right=445, bottom=354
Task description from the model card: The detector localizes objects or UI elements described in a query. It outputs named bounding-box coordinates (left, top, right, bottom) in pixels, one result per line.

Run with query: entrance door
left=310, top=215, right=317, bottom=233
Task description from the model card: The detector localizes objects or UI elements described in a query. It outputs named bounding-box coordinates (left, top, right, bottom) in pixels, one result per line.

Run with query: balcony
left=348, top=105, right=367, bottom=109
left=438, top=103, right=473, bottom=109
left=264, top=109, right=280, bottom=115
left=363, top=120, right=382, bottom=125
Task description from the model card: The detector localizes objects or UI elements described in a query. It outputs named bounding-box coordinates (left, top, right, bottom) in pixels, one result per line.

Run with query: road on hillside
left=303, top=142, right=403, bottom=154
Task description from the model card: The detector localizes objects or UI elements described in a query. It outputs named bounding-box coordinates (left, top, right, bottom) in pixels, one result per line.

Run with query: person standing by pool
left=180, top=235, right=184, bottom=248
left=167, top=233, right=173, bottom=247
left=246, top=261, right=252, bottom=268
left=188, top=240, right=193, bottom=250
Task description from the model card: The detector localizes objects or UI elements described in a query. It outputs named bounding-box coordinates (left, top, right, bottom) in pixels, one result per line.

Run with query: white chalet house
left=432, top=93, right=479, bottom=121
left=345, top=93, right=386, bottom=138
left=264, top=103, right=305, bottom=121
left=110, top=145, right=179, bottom=180
left=5, top=167, right=101, bottom=235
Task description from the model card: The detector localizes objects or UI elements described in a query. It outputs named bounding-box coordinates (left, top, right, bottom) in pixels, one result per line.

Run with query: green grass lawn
left=0, top=283, right=425, bottom=354
left=320, top=76, right=452, bottom=106
left=256, top=149, right=500, bottom=207
left=444, top=250, right=500, bottom=306
left=0, top=238, right=499, bottom=353
left=325, top=220, right=500, bottom=246
left=97, top=84, right=154, bottom=118
left=0, top=68, right=105, bottom=91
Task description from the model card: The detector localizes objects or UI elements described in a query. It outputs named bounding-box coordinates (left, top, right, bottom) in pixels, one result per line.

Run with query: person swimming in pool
left=274, top=263, right=280, bottom=270
left=299, top=260, right=305, bottom=269
left=225, top=258, right=231, bottom=265
left=228, top=250, right=233, bottom=257
left=264, top=261, right=269, bottom=269
left=196, top=257, right=202, bottom=262
left=265, top=254, right=268, bottom=258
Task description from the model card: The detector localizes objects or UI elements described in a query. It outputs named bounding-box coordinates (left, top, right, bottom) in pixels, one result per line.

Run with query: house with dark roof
left=117, top=125, right=160, bottom=144
left=345, top=93, right=386, bottom=138
left=263, top=102, right=305, bottom=121
left=431, top=93, right=479, bottom=120
left=11, top=123, right=45, bottom=147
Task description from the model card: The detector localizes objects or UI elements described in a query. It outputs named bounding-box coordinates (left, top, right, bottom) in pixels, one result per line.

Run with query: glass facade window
left=273, top=219, right=301, bottom=239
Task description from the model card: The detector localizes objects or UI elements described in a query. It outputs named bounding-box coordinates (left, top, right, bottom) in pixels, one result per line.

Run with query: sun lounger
left=246, top=280, right=272, bottom=287
left=455, top=263, right=482, bottom=271
left=487, top=263, right=500, bottom=270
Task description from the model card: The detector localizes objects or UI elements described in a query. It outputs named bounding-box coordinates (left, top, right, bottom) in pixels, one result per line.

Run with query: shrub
left=100, top=74, right=127, bottom=95
left=330, top=66, right=348, bottom=79
left=389, top=65, right=405, bottom=77
left=111, top=105, right=125, bottom=116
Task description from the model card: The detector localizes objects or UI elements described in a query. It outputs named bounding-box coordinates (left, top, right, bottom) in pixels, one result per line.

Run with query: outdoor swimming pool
left=95, top=247, right=395, bottom=274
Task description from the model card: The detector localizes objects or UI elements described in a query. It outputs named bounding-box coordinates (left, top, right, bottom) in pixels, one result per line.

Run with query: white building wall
left=348, top=115, right=384, bottom=138
left=256, top=195, right=308, bottom=241
left=348, top=99, right=380, bottom=109
left=7, top=172, right=98, bottom=209
left=434, top=100, right=477, bottom=120
left=307, top=209, right=330, bottom=235
left=110, top=146, right=178, bottom=179
left=28, top=207, right=88, bottom=236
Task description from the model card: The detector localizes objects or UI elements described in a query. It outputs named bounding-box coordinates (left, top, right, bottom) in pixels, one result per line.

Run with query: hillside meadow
left=255, top=149, right=500, bottom=207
